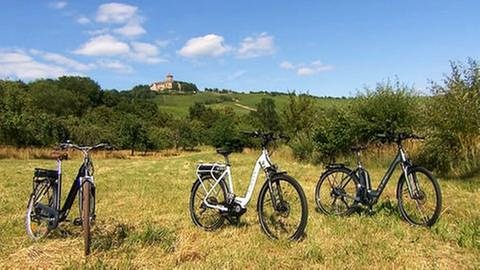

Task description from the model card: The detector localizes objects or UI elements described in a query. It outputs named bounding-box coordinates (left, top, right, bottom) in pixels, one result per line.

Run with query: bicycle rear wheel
left=25, top=181, right=54, bottom=240
left=189, top=176, right=227, bottom=231
left=315, top=167, right=358, bottom=216
left=397, top=166, right=442, bottom=227
left=257, top=174, right=308, bottom=241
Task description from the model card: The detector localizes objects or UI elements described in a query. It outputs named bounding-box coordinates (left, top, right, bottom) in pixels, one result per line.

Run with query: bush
left=352, top=80, right=420, bottom=142
left=417, top=59, right=480, bottom=177
left=312, top=107, right=356, bottom=163
left=281, top=93, right=319, bottom=161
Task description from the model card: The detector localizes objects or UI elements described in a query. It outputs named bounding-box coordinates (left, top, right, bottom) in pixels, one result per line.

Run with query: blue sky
left=0, top=1, right=479, bottom=96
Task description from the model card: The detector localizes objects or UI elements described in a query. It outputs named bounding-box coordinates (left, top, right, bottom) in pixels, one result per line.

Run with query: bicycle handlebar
left=59, top=142, right=114, bottom=152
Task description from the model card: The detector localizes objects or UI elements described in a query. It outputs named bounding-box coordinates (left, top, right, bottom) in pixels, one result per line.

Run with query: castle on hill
left=150, top=73, right=181, bottom=91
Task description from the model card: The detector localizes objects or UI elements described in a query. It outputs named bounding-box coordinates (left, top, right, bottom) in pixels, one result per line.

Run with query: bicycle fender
left=326, top=163, right=346, bottom=169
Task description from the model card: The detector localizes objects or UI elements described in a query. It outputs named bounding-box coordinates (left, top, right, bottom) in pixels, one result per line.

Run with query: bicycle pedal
left=73, top=217, right=82, bottom=226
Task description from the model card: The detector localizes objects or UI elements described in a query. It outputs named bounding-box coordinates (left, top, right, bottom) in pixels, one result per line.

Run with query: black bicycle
left=315, top=132, right=442, bottom=227
left=25, top=142, right=112, bottom=255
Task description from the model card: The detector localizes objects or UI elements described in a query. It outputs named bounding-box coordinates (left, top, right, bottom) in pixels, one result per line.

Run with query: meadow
left=0, top=148, right=479, bottom=269
left=154, top=92, right=350, bottom=116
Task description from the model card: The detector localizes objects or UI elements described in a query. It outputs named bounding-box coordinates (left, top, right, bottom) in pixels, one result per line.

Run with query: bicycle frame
left=197, top=148, right=274, bottom=211
left=53, top=154, right=95, bottom=222
left=356, top=145, right=415, bottom=201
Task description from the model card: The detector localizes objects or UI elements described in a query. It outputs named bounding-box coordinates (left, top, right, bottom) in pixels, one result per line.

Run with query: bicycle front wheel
left=315, top=167, right=358, bottom=216
left=81, top=181, right=93, bottom=256
left=257, top=174, right=308, bottom=241
left=397, top=166, right=442, bottom=227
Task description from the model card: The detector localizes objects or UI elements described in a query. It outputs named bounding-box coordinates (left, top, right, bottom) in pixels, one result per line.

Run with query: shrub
left=352, top=80, right=420, bottom=142
left=417, top=59, right=480, bottom=177
left=312, top=107, right=357, bottom=163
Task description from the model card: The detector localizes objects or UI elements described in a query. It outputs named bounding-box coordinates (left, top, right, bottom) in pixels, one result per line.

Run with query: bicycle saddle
left=216, top=148, right=233, bottom=157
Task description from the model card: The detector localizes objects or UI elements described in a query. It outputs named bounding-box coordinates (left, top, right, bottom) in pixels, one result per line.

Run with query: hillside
left=155, top=91, right=351, bottom=116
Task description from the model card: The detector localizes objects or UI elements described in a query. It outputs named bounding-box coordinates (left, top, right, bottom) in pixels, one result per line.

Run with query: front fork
left=401, top=163, right=421, bottom=199
left=266, top=169, right=286, bottom=211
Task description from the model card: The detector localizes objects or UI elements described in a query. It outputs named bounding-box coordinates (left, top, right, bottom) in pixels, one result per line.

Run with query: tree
left=119, top=115, right=148, bottom=155
left=282, top=93, right=317, bottom=136
left=250, top=98, right=281, bottom=132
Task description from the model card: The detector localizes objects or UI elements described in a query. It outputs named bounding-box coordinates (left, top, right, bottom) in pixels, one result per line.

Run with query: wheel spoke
left=398, top=169, right=441, bottom=226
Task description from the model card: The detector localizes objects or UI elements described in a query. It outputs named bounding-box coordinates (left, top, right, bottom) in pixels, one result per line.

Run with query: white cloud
left=129, top=42, right=165, bottom=64
left=178, top=34, right=231, bottom=58
left=49, top=1, right=67, bottom=9
left=77, top=16, right=91, bottom=25
left=96, top=3, right=138, bottom=24
left=95, top=3, right=146, bottom=38
left=280, top=61, right=295, bottom=70
left=113, top=21, right=146, bottom=37
left=74, top=34, right=130, bottom=56
left=96, top=59, right=133, bottom=74
left=30, top=49, right=93, bottom=71
left=280, top=60, right=333, bottom=76
left=0, top=49, right=84, bottom=80
left=155, top=39, right=171, bottom=48
left=237, top=33, right=275, bottom=58
left=86, top=28, right=110, bottom=36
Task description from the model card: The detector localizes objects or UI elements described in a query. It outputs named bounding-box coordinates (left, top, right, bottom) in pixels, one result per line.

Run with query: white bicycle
left=189, top=131, right=308, bottom=241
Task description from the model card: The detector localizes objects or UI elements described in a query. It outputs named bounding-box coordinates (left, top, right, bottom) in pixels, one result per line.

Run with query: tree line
left=0, top=60, right=479, bottom=177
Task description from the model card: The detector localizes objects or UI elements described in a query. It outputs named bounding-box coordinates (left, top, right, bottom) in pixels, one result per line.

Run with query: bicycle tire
left=397, top=166, right=442, bottom=227
left=25, top=182, right=54, bottom=240
left=257, top=174, right=308, bottom=241
left=315, top=167, right=359, bottom=216
left=189, top=176, right=227, bottom=231
left=81, top=181, right=92, bottom=256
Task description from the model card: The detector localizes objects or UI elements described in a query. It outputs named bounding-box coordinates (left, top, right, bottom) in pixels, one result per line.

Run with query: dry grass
left=0, top=146, right=210, bottom=161
left=0, top=148, right=479, bottom=269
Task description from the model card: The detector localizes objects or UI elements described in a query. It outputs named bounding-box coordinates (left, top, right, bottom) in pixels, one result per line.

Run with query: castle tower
left=165, top=73, right=173, bottom=89
left=166, top=73, right=173, bottom=82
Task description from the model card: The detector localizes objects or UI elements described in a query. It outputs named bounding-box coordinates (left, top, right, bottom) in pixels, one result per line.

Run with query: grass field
left=155, top=92, right=351, bottom=116
left=0, top=148, right=479, bottom=269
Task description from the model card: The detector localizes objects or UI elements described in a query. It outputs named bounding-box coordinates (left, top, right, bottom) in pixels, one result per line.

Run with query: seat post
left=223, top=155, right=230, bottom=166
left=355, top=150, right=363, bottom=167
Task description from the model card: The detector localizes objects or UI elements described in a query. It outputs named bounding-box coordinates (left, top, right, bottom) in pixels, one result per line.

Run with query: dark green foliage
left=417, top=59, right=480, bottom=177
left=282, top=93, right=319, bottom=161
left=208, top=114, right=243, bottom=151
left=118, top=115, right=148, bottom=155
left=352, top=80, right=420, bottom=142
left=312, top=108, right=356, bottom=163
left=282, top=93, right=318, bottom=135
left=171, top=81, right=198, bottom=92
left=250, top=98, right=281, bottom=132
